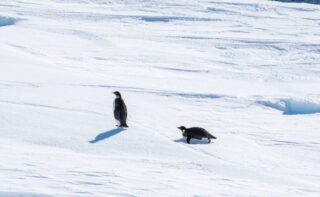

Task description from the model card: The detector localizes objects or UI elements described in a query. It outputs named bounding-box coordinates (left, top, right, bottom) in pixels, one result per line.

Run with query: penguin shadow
left=89, top=127, right=126, bottom=144
left=174, top=138, right=211, bottom=145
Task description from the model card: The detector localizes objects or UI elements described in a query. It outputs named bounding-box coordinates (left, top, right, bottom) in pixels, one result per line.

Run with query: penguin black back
left=113, top=91, right=128, bottom=127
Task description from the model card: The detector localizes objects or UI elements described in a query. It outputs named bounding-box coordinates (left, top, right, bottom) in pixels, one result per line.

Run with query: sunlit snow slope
left=0, top=0, right=319, bottom=196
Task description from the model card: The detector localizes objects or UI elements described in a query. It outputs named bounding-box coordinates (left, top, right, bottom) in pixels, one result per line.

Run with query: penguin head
left=113, top=91, right=121, bottom=98
left=178, top=126, right=186, bottom=133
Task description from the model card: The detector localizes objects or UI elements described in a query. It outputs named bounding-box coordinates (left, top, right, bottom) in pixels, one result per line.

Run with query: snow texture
left=0, top=192, right=53, bottom=197
left=0, top=0, right=319, bottom=196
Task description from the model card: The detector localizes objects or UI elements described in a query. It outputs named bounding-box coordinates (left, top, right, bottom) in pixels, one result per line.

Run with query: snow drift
left=257, top=99, right=320, bottom=115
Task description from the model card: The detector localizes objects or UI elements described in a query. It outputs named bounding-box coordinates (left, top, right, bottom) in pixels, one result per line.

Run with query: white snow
left=0, top=0, right=319, bottom=196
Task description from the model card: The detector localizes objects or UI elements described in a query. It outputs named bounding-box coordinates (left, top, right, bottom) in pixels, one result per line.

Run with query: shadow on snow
left=174, top=138, right=211, bottom=145
left=89, top=128, right=126, bottom=144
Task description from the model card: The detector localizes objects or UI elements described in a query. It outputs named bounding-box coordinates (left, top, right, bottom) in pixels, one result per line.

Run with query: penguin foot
left=186, top=136, right=191, bottom=144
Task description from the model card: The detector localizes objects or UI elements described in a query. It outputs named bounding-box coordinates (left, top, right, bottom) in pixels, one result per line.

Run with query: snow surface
left=258, top=98, right=320, bottom=115
left=0, top=192, right=53, bottom=197
left=0, top=0, right=320, bottom=196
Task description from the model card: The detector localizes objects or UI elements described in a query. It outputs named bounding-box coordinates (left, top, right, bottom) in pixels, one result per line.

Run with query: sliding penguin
left=178, top=126, right=216, bottom=144
left=113, top=91, right=128, bottom=128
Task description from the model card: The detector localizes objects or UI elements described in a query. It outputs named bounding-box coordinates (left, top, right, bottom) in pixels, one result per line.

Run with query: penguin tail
left=209, top=135, right=217, bottom=139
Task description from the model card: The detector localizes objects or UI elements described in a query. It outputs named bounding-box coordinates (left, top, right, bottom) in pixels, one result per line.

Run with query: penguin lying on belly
left=178, top=126, right=216, bottom=144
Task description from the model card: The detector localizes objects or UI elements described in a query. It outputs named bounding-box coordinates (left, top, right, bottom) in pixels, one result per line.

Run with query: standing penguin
left=178, top=126, right=216, bottom=144
left=113, top=91, right=128, bottom=128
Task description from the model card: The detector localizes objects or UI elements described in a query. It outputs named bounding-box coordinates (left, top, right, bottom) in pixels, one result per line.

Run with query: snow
left=0, top=192, right=53, bottom=197
left=258, top=99, right=320, bottom=115
left=274, top=0, right=320, bottom=4
left=0, top=0, right=319, bottom=196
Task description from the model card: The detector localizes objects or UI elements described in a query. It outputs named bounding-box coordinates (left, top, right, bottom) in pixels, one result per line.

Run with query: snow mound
left=0, top=16, right=16, bottom=27
left=257, top=99, right=320, bottom=115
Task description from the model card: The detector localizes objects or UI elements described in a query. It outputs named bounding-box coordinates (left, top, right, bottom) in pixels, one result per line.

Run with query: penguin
left=177, top=126, right=216, bottom=144
left=113, top=91, right=128, bottom=128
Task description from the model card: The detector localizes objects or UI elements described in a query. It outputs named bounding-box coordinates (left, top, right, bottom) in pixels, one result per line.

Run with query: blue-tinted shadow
left=274, top=0, right=320, bottom=5
left=89, top=128, right=125, bottom=144
left=174, top=138, right=210, bottom=144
